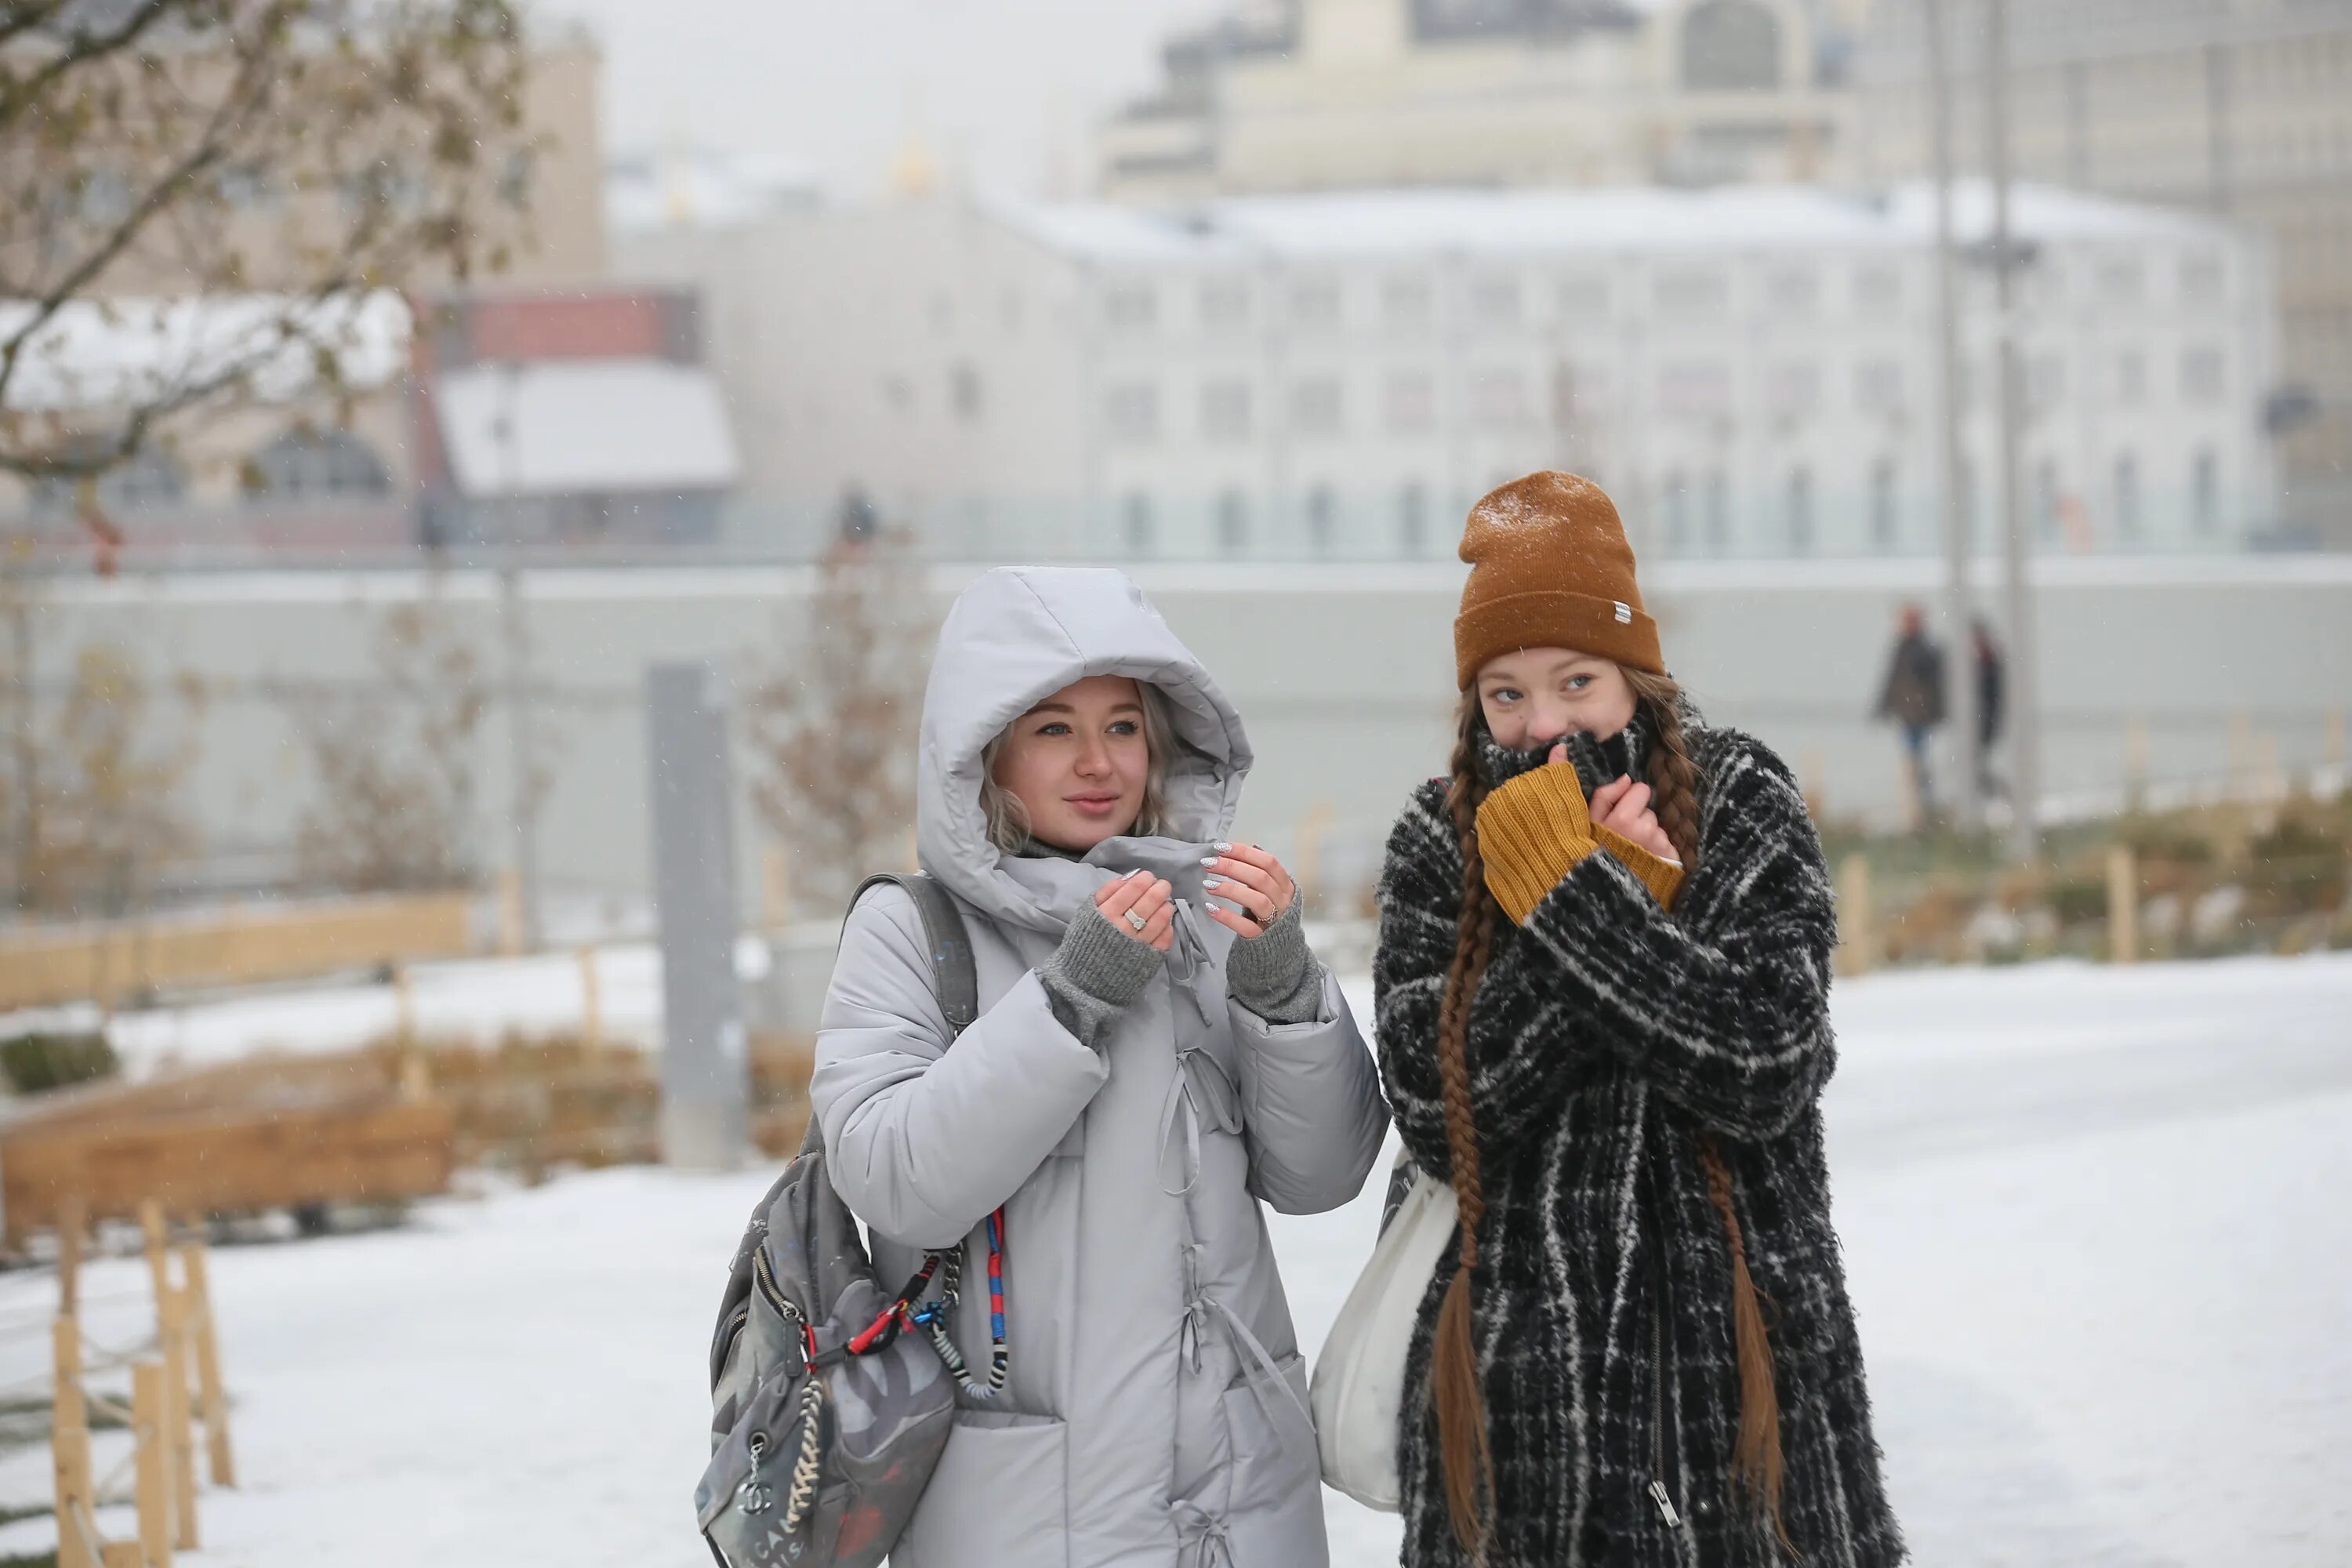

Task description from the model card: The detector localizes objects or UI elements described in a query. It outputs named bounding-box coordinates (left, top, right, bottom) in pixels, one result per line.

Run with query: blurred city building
left=1096, top=0, right=1864, bottom=199
left=1852, top=0, right=2352, bottom=546
left=618, top=182, right=2276, bottom=562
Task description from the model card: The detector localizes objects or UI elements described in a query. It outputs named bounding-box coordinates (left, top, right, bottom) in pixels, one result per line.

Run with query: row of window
left=1097, top=250, right=2230, bottom=336
left=1110, top=448, right=2231, bottom=561
left=20, top=430, right=394, bottom=520
left=1100, top=346, right=2232, bottom=445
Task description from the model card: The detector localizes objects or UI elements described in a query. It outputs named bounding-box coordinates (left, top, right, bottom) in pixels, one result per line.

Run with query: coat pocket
left=1218, top=1353, right=1327, bottom=1563
left=892, top=1410, right=1069, bottom=1568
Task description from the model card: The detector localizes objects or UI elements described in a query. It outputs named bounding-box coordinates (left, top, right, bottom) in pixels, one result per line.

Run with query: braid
left=1433, top=695, right=1500, bottom=1559
left=1697, top=1134, right=1794, bottom=1555
left=1627, top=669, right=1702, bottom=871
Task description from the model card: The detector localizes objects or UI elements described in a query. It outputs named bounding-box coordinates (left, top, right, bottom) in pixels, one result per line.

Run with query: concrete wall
left=24, top=556, right=2351, bottom=929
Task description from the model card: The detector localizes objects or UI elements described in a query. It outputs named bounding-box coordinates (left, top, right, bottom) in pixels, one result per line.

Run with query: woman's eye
left=1036, top=722, right=1071, bottom=737
left=1489, top=688, right=1520, bottom=704
left=1566, top=675, right=1591, bottom=691
left=1108, top=720, right=1140, bottom=736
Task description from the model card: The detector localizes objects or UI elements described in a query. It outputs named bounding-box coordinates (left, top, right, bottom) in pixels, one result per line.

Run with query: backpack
left=694, top=873, right=1005, bottom=1568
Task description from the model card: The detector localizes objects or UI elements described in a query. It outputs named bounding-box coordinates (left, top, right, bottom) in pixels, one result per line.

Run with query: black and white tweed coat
left=1374, top=724, right=1904, bottom=1568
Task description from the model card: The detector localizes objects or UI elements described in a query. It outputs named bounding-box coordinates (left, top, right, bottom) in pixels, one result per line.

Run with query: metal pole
left=1926, top=0, right=1981, bottom=829
left=497, top=364, right=540, bottom=951
left=1985, top=0, right=2039, bottom=860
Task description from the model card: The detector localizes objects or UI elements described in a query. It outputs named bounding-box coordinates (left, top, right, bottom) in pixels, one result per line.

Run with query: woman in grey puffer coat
left=811, top=566, right=1388, bottom=1568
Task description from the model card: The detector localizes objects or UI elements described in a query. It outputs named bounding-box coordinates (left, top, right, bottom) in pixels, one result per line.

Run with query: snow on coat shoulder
left=810, top=566, right=1388, bottom=1568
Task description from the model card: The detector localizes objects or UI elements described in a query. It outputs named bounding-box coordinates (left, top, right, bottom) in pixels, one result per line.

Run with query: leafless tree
left=743, top=531, right=938, bottom=915
left=286, top=583, right=488, bottom=892
left=0, top=0, right=530, bottom=493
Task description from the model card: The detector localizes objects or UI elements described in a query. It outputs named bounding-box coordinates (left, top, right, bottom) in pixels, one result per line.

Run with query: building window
left=1870, top=458, right=1898, bottom=550
left=1472, top=369, right=1529, bottom=430
left=1856, top=358, right=1905, bottom=415
left=1305, top=485, right=1338, bottom=555
left=1201, top=380, right=1253, bottom=442
left=1290, top=378, right=1345, bottom=438
left=1289, top=275, right=1342, bottom=329
left=1382, top=275, right=1434, bottom=328
left=2192, top=448, right=2220, bottom=534
left=1470, top=274, right=1522, bottom=328
left=1764, top=360, right=1820, bottom=424
left=1557, top=274, right=1610, bottom=320
left=2181, top=347, right=2226, bottom=405
left=1787, top=466, right=1813, bottom=554
left=1655, top=270, right=1730, bottom=318
left=245, top=428, right=390, bottom=499
left=949, top=363, right=983, bottom=423
left=1664, top=469, right=1691, bottom=554
left=2180, top=252, right=2225, bottom=306
left=1398, top=481, right=1429, bottom=557
left=1200, top=279, right=1250, bottom=332
left=1854, top=265, right=1903, bottom=314
left=1104, top=383, right=1160, bottom=444
left=2114, top=350, right=2147, bottom=407
left=1658, top=361, right=1731, bottom=421
left=1103, top=285, right=1157, bottom=331
left=1763, top=267, right=1819, bottom=315
left=2096, top=257, right=2146, bottom=303
left=31, top=445, right=188, bottom=521
left=1385, top=371, right=1436, bottom=435
left=1682, top=0, right=1782, bottom=91
left=1216, top=489, right=1250, bottom=556
left=2114, top=451, right=2140, bottom=539
left=1123, top=492, right=1155, bottom=558
left=1703, top=470, right=1730, bottom=554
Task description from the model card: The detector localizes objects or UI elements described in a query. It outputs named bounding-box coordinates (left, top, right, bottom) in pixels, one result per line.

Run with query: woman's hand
left=1586, top=772, right=1680, bottom=862
left=1095, top=869, right=1175, bottom=952
left=1200, top=843, right=1297, bottom=938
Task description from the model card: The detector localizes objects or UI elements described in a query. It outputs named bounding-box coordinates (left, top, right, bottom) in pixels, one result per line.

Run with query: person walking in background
left=1874, top=603, right=1947, bottom=824
left=1372, top=473, right=1904, bottom=1568
left=1973, top=617, right=2007, bottom=800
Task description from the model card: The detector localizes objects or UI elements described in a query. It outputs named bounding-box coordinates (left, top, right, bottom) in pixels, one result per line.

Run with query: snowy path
left=0, top=953, right=2346, bottom=1566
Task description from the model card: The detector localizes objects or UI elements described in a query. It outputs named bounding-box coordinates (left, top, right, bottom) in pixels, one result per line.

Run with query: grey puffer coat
left=811, top=566, right=1388, bottom=1568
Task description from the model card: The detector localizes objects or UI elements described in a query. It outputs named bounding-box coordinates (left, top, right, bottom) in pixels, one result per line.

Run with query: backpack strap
left=847, top=872, right=978, bottom=1037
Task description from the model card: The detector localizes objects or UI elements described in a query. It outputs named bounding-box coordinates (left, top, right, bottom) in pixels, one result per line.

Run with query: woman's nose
left=1074, top=738, right=1112, bottom=777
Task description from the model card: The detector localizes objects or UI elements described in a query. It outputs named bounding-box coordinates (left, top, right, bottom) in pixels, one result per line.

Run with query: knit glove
left=1037, top=902, right=1164, bottom=1051
left=1222, top=895, right=1324, bottom=1025
left=1474, top=764, right=1685, bottom=923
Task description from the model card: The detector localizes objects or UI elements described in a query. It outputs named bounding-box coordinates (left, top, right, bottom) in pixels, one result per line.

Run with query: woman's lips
left=1065, top=793, right=1122, bottom=816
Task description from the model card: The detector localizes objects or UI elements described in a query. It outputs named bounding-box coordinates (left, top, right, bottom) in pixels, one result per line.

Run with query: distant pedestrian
left=1874, top=602, right=1947, bottom=822
left=1973, top=617, right=2007, bottom=799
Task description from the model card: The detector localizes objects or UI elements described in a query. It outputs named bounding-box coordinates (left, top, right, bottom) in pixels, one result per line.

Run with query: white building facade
left=617, top=182, right=2279, bottom=561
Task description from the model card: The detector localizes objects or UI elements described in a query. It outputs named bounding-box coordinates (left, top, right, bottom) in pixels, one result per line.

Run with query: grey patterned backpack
left=694, top=874, right=990, bottom=1568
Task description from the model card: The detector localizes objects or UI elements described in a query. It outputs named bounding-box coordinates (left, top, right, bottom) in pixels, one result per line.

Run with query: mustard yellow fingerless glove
left=1473, top=766, right=1685, bottom=923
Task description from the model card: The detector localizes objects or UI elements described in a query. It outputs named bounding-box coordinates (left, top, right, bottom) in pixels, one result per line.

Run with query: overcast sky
left=539, top=0, right=1243, bottom=199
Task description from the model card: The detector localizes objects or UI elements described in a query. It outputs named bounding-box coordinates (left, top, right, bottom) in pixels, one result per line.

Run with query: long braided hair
left=1432, top=667, right=1791, bottom=1557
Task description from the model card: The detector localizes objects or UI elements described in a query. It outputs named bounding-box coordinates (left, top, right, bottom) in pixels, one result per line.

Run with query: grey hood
left=916, top=566, right=1253, bottom=935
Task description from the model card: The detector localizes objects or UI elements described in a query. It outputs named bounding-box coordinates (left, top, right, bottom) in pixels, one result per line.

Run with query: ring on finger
left=1124, top=909, right=1148, bottom=932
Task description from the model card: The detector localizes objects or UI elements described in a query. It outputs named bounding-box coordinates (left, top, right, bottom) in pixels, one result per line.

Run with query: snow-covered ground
left=2, top=953, right=2347, bottom=1566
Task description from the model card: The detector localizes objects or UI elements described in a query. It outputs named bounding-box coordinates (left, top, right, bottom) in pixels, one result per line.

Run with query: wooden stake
left=578, top=946, right=604, bottom=1058
left=1802, top=748, right=1828, bottom=821
left=139, top=1202, right=170, bottom=1308
left=132, top=1360, right=172, bottom=1568
left=158, top=1285, right=198, bottom=1549
left=1294, top=801, right=1337, bottom=918
left=496, top=866, right=524, bottom=957
left=101, top=1542, right=143, bottom=1568
left=2107, top=843, right=2140, bottom=965
left=53, top=1319, right=94, bottom=1568
left=760, top=844, right=791, bottom=931
left=180, top=1242, right=236, bottom=1488
left=1838, top=854, right=1878, bottom=976
left=58, top=1198, right=85, bottom=1318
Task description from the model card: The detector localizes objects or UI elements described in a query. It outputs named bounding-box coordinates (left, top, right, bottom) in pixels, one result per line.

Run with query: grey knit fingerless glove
left=1223, top=898, right=1325, bottom=1025
left=1037, top=902, right=1164, bottom=1050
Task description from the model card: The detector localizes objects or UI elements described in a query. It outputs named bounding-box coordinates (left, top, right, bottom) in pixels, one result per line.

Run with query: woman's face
left=1475, top=648, right=1637, bottom=750
left=991, top=674, right=1152, bottom=851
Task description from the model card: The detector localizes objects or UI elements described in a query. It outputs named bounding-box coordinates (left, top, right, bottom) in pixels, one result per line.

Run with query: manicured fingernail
left=1214, top=842, right=1232, bottom=851
left=1129, top=868, right=1150, bottom=880
left=1203, top=877, right=1223, bottom=887
left=1200, top=855, right=1219, bottom=866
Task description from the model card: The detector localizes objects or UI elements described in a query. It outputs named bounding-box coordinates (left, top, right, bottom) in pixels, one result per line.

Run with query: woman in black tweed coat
left=1374, top=473, right=1904, bottom=1568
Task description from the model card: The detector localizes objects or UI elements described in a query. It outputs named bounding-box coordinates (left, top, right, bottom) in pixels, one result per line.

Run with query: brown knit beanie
left=1454, top=470, right=1663, bottom=688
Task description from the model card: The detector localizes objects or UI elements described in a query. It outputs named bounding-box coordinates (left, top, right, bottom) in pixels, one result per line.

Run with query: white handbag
left=1310, top=1157, right=1460, bottom=1512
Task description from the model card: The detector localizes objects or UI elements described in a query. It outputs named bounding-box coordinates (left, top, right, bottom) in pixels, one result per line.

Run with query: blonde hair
left=977, top=682, right=1178, bottom=853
